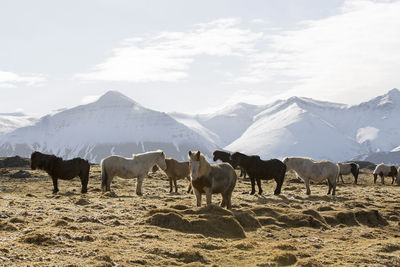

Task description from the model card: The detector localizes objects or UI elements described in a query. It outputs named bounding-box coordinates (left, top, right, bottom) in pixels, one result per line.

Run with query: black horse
left=30, top=151, right=90, bottom=194
left=230, top=152, right=286, bottom=195
left=212, top=150, right=247, bottom=178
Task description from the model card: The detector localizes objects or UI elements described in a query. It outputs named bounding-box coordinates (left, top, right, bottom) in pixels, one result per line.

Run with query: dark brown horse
left=231, top=152, right=286, bottom=195
left=30, top=151, right=90, bottom=194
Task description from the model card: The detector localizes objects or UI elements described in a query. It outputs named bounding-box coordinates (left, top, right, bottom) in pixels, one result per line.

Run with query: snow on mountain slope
left=225, top=88, right=400, bottom=161
left=225, top=102, right=362, bottom=161
left=0, top=91, right=216, bottom=162
left=0, top=113, right=37, bottom=135
left=171, top=102, right=267, bottom=147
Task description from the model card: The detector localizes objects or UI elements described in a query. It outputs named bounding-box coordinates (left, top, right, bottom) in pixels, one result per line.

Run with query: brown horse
left=30, top=151, right=90, bottom=194
left=160, top=158, right=192, bottom=193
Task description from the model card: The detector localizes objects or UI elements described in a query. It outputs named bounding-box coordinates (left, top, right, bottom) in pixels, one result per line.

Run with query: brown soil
left=0, top=165, right=399, bottom=266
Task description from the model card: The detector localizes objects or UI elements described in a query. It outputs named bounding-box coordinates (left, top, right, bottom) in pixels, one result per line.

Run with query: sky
left=1, top=0, right=400, bottom=116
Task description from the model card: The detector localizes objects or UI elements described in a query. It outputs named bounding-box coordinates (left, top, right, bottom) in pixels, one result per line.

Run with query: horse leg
left=226, top=191, right=233, bottom=210
left=381, top=175, right=385, bottom=185
left=327, top=179, right=332, bottom=195
left=274, top=176, right=283, bottom=195
left=391, top=176, right=395, bottom=184
left=80, top=175, right=88, bottom=194
left=220, top=194, right=226, bottom=208
left=249, top=176, right=256, bottom=195
left=186, top=179, right=192, bottom=194
left=136, top=175, right=145, bottom=196
left=168, top=176, right=173, bottom=193
left=256, top=178, right=263, bottom=195
left=194, top=188, right=202, bottom=207
left=174, top=177, right=178, bottom=193
left=304, top=178, right=311, bottom=195
left=205, top=188, right=212, bottom=207
left=52, top=177, right=59, bottom=194
left=332, top=178, right=336, bottom=195
left=340, top=174, right=345, bottom=184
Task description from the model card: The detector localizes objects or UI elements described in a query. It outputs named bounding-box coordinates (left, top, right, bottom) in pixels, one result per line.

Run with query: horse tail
left=334, top=163, right=340, bottom=185
left=101, top=159, right=108, bottom=192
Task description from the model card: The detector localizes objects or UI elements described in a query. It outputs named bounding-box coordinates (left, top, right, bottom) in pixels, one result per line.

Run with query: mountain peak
left=387, top=88, right=400, bottom=98
left=95, top=90, right=140, bottom=106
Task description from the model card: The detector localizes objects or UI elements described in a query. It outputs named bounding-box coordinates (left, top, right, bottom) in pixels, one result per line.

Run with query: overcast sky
left=1, top=0, right=400, bottom=116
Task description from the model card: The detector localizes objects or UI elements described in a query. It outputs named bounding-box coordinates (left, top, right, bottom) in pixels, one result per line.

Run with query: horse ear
left=188, top=151, right=192, bottom=156
left=196, top=151, right=200, bottom=160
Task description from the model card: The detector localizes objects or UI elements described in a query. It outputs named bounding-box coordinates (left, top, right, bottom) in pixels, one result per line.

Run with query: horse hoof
left=249, top=191, right=255, bottom=195
left=136, top=192, right=143, bottom=196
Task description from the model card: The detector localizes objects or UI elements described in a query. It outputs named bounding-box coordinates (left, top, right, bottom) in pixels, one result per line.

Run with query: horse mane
left=198, top=153, right=211, bottom=177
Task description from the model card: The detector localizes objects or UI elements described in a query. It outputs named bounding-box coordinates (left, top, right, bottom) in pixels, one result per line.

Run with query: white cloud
left=76, top=18, right=264, bottom=82
left=0, top=71, right=45, bottom=88
left=238, top=0, right=400, bottom=103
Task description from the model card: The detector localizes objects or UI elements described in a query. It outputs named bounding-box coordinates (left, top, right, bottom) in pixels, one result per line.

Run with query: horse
left=101, top=150, right=167, bottom=195
left=397, top=167, right=400, bottom=185
left=188, top=151, right=237, bottom=209
left=212, top=150, right=247, bottom=178
left=373, top=163, right=398, bottom=184
left=161, top=158, right=192, bottom=193
left=30, top=151, right=90, bottom=194
left=283, top=157, right=339, bottom=195
left=337, top=162, right=360, bottom=184
left=230, top=152, right=286, bottom=195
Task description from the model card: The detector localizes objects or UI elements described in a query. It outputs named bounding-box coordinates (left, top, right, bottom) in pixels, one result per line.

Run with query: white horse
left=283, top=157, right=339, bottom=196
left=101, top=150, right=167, bottom=195
left=337, top=162, right=360, bottom=184
left=373, top=163, right=398, bottom=185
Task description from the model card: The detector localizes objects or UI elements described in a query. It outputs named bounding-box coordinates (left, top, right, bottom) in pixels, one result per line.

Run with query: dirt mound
left=22, top=232, right=58, bottom=246
left=335, top=212, right=359, bottom=226
left=147, top=210, right=246, bottom=238
left=0, top=222, right=17, bottom=231
left=10, top=170, right=31, bottom=178
left=355, top=210, right=389, bottom=227
left=75, top=198, right=90, bottom=206
left=273, top=252, right=297, bottom=266
left=233, top=211, right=261, bottom=230
left=325, top=209, right=388, bottom=227
left=278, top=214, right=327, bottom=229
left=0, top=156, right=30, bottom=168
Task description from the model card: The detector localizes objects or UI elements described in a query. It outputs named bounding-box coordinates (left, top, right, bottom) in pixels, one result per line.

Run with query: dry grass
left=0, top=166, right=399, bottom=266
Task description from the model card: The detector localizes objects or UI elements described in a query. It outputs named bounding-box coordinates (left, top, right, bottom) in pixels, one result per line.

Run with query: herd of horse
left=29, top=150, right=400, bottom=210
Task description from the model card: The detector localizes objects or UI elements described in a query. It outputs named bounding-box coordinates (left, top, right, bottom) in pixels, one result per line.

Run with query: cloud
left=237, top=0, right=400, bottom=102
left=76, top=18, right=264, bottom=82
left=0, top=71, right=45, bottom=88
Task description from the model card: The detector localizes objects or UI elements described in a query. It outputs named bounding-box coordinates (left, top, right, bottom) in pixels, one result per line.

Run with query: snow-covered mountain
left=226, top=88, right=400, bottom=162
left=0, top=91, right=217, bottom=162
left=1, top=88, right=400, bottom=164
left=171, top=102, right=267, bottom=147
left=0, top=113, right=37, bottom=135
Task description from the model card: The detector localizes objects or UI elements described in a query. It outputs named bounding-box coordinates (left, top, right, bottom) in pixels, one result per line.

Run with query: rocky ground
left=0, top=164, right=399, bottom=266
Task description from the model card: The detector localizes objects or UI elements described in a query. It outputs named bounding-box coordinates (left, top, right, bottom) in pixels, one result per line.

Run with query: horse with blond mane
left=283, top=157, right=339, bottom=195
left=373, top=163, right=398, bottom=184
left=188, top=151, right=236, bottom=209
left=101, top=150, right=167, bottom=195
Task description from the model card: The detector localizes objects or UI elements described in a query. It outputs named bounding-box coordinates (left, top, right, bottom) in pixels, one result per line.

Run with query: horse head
left=188, top=151, right=201, bottom=180
left=156, top=151, right=167, bottom=171
left=30, top=151, right=42, bottom=170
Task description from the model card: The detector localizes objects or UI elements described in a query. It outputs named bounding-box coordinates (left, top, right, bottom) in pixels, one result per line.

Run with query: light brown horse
left=160, top=158, right=192, bottom=193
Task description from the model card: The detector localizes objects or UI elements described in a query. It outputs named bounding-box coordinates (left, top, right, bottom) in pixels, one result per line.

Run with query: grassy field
left=0, top=164, right=399, bottom=266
